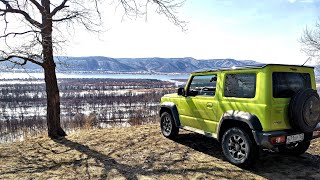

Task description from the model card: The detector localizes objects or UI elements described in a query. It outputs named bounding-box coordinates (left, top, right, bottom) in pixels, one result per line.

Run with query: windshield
left=272, top=72, right=311, bottom=98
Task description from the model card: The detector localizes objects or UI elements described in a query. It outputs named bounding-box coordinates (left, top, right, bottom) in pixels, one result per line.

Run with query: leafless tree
left=301, top=20, right=320, bottom=60
left=0, top=0, right=186, bottom=139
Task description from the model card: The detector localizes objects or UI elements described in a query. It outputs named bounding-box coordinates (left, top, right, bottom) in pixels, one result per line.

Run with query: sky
left=2, top=0, right=320, bottom=65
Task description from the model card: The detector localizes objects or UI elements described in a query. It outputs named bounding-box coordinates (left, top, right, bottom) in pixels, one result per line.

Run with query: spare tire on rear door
left=289, top=88, right=320, bottom=133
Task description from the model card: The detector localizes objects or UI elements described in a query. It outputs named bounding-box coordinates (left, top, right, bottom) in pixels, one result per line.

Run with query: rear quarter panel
left=217, top=68, right=271, bottom=131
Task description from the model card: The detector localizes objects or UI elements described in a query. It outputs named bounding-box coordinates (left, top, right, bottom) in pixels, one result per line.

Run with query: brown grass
left=0, top=124, right=319, bottom=179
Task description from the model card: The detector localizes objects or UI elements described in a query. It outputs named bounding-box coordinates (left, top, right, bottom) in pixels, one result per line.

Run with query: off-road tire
left=160, top=112, right=179, bottom=139
left=289, top=88, right=320, bottom=133
left=278, top=141, right=311, bottom=156
left=222, top=127, right=259, bottom=167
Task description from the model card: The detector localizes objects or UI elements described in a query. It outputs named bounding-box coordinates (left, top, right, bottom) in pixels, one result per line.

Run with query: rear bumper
left=253, top=123, right=320, bottom=149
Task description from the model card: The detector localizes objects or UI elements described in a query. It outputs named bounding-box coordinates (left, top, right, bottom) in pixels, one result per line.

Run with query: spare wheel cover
left=289, top=88, right=320, bottom=133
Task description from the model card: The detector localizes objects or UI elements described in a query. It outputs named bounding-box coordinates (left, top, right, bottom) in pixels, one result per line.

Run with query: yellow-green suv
left=159, top=64, right=320, bottom=167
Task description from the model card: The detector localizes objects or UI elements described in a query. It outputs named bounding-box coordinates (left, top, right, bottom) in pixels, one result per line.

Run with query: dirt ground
left=0, top=124, right=319, bottom=180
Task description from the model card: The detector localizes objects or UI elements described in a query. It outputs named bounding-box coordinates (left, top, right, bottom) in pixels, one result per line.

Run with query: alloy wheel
left=227, top=135, right=248, bottom=161
left=162, top=115, right=172, bottom=136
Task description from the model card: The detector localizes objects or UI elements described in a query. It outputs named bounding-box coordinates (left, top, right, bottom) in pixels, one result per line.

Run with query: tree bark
left=43, top=62, right=66, bottom=138
left=42, top=0, right=66, bottom=138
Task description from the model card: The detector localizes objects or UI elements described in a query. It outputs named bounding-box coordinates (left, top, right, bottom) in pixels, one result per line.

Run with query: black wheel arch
left=159, top=102, right=181, bottom=127
left=218, top=110, right=262, bottom=142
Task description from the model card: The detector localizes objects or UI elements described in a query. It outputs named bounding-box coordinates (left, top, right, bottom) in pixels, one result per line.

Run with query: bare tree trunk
left=42, top=0, right=66, bottom=138
left=44, top=63, right=66, bottom=138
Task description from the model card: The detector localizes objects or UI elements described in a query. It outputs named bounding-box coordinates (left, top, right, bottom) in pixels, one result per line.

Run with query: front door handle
left=207, top=102, right=213, bottom=108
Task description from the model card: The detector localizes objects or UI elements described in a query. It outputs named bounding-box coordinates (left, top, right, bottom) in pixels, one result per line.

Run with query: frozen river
left=0, top=72, right=189, bottom=81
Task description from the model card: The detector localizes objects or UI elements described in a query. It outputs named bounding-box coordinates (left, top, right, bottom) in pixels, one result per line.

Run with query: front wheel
left=160, top=112, right=179, bottom=139
left=278, top=141, right=310, bottom=156
left=222, top=127, right=259, bottom=167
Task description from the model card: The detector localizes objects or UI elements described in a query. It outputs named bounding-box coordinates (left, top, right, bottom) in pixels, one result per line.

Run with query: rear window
left=272, top=72, right=311, bottom=98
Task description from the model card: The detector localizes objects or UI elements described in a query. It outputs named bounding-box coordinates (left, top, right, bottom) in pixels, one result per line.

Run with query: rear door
left=271, top=69, right=314, bottom=130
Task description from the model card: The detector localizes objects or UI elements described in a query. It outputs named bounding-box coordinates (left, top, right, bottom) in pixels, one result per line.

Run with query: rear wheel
left=160, top=112, right=179, bottom=139
left=222, top=127, right=259, bottom=167
left=278, top=141, right=310, bottom=156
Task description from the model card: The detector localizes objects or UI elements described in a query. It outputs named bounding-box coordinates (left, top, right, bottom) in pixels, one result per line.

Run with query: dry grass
left=0, top=124, right=319, bottom=180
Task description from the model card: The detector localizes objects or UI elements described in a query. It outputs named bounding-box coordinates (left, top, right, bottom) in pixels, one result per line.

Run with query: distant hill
left=0, top=56, right=261, bottom=73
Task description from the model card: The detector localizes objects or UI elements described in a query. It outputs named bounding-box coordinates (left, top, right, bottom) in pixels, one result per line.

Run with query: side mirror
left=177, top=87, right=185, bottom=96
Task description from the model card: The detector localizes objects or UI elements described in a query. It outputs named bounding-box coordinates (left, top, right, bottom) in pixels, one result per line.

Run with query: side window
left=224, top=73, right=256, bottom=98
left=188, top=75, right=217, bottom=96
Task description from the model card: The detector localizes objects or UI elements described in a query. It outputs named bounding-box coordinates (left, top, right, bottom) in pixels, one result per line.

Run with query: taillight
left=270, top=136, right=286, bottom=144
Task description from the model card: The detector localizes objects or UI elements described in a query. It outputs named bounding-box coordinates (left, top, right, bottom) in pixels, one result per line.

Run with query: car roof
left=192, top=64, right=314, bottom=73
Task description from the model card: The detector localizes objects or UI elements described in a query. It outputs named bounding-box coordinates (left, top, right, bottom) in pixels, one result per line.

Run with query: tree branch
left=29, top=0, right=45, bottom=14
left=52, top=12, right=79, bottom=22
left=115, top=0, right=187, bottom=31
left=300, top=22, right=320, bottom=59
left=0, top=54, right=43, bottom=67
left=51, top=0, right=69, bottom=16
left=0, top=0, right=42, bottom=28
left=152, top=0, right=187, bottom=30
left=0, top=30, right=41, bottom=38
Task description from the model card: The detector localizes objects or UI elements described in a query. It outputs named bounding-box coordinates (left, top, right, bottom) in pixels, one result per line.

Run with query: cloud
left=288, top=0, right=296, bottom=3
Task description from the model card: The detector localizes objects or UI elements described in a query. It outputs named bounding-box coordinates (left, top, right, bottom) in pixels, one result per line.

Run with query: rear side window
left=224, top=73, right=256, bottom=98
left=273, top=72, right=311, bottom=98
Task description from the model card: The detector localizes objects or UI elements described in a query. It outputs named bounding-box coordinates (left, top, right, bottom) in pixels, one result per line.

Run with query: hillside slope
left=0, top=124, right=319, bottom=179
left=57, top=57, right=260, bottom=73
left=0, top=56, right=260, bottom=73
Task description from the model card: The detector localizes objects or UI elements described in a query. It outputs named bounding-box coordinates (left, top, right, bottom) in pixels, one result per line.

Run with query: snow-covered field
left=0, top=78, right=178, bottom=142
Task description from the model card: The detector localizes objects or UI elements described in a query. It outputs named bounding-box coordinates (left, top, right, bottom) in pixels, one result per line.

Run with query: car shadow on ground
left=173, top=132, right=320, bottom=179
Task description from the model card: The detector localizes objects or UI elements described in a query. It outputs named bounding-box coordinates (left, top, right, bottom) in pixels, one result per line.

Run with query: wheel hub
left=303, top=96, right=320, bottom=127
left=235, top=144, right=240, bottom=151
